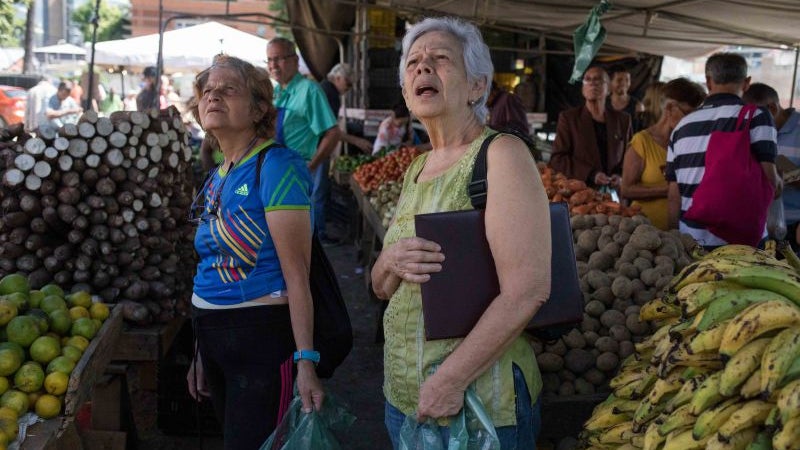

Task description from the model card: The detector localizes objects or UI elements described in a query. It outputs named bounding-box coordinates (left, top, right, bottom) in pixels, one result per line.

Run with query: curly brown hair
left=188, top=54, right=277, bottom=149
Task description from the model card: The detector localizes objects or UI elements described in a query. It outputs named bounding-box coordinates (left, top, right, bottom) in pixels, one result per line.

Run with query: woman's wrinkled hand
left=186, top=357, right=210, bottom=401
left=386, top=237, right=445, bottom=283
left=296, top=360, right=325, bottom=413
left=416, top=371, right=465, bottom=421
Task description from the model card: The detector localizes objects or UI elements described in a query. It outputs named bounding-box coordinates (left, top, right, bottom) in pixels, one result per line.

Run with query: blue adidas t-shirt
left=192, top=140, right=313, bottom=305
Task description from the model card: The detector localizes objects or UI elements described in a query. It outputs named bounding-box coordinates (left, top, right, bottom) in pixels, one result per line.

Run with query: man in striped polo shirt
left=665, top=52, right=781, bottom=248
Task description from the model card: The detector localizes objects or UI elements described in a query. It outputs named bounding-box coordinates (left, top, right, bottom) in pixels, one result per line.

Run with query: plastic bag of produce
left=259, top=391, right=355, bottom=450
left=399, top=389, right=500, bottom=450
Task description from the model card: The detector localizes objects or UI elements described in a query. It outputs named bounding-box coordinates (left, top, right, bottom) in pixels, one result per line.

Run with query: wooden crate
left=112, top=315, right=186, bottom=362
left=21, top=305, right=124, bottom=449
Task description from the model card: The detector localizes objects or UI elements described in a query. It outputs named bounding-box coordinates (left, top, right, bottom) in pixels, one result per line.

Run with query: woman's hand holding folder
left=372, top=236, right=445, bottom=299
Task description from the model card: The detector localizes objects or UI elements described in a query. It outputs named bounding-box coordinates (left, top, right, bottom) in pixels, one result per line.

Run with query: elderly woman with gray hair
left=370, top=16, right=551, bottom=449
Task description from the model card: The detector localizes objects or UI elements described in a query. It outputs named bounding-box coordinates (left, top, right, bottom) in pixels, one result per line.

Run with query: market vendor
left=371, top=16, right=550, bottom=449
left=550, top=66, right=632, bottom=188
left=185, top=54, right=323, bottom=449
left=372, top=102, right=412, bottom=154
left=267, top=37, right=341, bottom=241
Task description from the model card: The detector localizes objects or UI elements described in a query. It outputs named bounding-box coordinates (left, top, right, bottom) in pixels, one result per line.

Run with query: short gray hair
left=327, top=63, right=354, bottom=82
left=705, top=52, right=747, bottom=85
left=399, top=16, right=493, bottom=122
left=268, top=37, right=296, bottom=54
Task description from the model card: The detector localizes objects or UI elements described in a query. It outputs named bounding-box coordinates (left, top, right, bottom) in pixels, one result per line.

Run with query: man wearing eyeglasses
left=267, top=37, right=341, bottom=242
left=321, top=63, right=372, bottom=154
left=550, top=65, right=632, bottom=188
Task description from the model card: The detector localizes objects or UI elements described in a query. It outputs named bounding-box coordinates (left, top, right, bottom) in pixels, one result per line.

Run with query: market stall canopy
left=378, top=0, right=800, bottom=58
left=88, top=21, right=310, bottom=72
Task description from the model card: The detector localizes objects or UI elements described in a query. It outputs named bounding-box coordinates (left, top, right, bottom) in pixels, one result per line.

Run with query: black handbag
left=468, top=133, right=583, bottom=340
left=256, top=148, right=353, bottom=377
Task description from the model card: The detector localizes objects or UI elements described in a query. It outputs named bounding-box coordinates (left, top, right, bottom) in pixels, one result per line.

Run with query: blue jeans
left=311, top=159, right=330, bottom=237
left=384, top=365, right=542, bottom=450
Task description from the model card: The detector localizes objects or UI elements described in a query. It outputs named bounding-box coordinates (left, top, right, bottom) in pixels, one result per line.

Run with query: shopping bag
left=398, top=390, right=500, bottom=450
left=569, top=0, right=611, bottom=84
left=683, top=104, right=774, bottom=246
left=259, top=391, right=355, bottom=450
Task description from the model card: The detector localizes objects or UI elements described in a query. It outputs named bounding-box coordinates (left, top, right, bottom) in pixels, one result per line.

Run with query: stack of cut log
left=0, top=107, right=196, bottom=324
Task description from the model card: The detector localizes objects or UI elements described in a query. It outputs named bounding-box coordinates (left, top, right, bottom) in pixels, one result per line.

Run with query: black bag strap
left=468, top=133, right=501, bottom=210
left=254, top=142, right=280, bottom=187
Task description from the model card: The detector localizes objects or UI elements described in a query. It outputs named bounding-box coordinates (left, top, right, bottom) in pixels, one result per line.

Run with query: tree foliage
left=71, top=1, right=129, bottom=43
left=268, top=0, right=292, bottom=39
left=0, top=0, right=27, bottom=46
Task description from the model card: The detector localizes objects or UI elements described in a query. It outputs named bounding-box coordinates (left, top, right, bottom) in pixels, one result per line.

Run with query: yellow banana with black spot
left=717, top=400, right=774, bottom=441
left=692, top=397, right=740, bottom=440
left=761, top=326, right=800, bottom=397
left=689, top=371, right=727, bottom=415
left=657, top=403, right=695, bottom=437
left=643, top=421, right=666, bottom=450
left=679, top=281, right=747, bottom=317
left=719, top=300, right=800, bottom=358
left=719, top=337, right=772, bottom=396
left=666, top=374, right=707, bottom=413
left=739, top=369, right=762, bottom=399
left=662, top=428, right=707, bottom=450
left=697, top=288, right=791, bottom=331
left=688, top=320, right=729, bottom=354
left=773, top=415, right=800, bottom=450
left=777, top=378, right=800, bottom=424
left=707, top=427, right=759, bottom=450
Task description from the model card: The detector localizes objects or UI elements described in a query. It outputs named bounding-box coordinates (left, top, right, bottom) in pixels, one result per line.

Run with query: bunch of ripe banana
left=579, top=244, right=800, bottom=450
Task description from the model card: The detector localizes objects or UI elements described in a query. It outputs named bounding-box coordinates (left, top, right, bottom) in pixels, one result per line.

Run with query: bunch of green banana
left=578, top=244, right=800, bottom=450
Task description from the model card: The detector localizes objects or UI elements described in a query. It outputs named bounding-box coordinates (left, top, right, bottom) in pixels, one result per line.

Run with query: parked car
left=0, top=85, right=27, bottom=128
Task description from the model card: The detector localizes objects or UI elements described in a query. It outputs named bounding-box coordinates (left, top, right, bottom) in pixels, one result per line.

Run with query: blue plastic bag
left=398, top=390, right=500, bottom=450
left=259, top=391, right=356, bottom=450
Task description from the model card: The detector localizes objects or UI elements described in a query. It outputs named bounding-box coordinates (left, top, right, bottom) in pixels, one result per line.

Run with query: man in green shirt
left=267, top=38, right=340, bottom=241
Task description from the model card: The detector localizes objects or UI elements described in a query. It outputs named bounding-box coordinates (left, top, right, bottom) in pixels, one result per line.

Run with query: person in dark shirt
left=551, top=66, right=632, bottom=187
left=136, top=66, right=160, bottom=111
left=320, top=63, right=371, bottom=153
left=486, top=81, right=530, bottom=137
left=607, top=64, right=644, bottom=130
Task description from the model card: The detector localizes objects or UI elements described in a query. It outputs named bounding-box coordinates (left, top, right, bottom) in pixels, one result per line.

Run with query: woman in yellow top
left=621, top=78, right=705, bottom=230
left=370, top=16, right=551, bottom=449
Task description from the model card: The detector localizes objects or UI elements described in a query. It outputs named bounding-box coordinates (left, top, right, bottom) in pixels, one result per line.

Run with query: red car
left=0, top=85, right=26, bottom=128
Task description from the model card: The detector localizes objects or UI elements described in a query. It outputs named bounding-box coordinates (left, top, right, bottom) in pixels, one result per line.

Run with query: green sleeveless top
left=382, top=127, right=543, bottom=426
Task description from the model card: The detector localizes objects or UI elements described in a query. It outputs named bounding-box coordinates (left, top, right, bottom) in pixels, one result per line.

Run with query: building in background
left=130, top=0, right=278, bottom=39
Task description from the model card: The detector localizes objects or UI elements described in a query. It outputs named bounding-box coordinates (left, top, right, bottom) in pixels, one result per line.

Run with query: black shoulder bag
left=469, top=133, right=583, bottom=341
left=256, top=147, right=353, bottom=378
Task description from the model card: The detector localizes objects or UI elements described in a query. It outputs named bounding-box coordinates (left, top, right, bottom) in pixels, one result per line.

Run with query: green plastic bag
left=569, top=0, right=612, bottom=84
left=259, top=391, right=356, bottom=450
left=398, top=390, right=500, bottom=450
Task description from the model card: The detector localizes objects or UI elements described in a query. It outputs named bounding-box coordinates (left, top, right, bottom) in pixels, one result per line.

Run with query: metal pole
left=791, top=46, right=799, bottom=107
left=86, top=0, right=102, bottom=110
left=155, top=0, right=164, bottom=100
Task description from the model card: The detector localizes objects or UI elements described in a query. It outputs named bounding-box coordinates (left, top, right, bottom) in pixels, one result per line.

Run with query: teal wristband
left=293, top=349, right=320, bottom=364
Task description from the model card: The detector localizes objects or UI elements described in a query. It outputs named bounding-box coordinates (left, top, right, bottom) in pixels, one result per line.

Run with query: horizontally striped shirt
left=665, top=93, right=777, bottom=247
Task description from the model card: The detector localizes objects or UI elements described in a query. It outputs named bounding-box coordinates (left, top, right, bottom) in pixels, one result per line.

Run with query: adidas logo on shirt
left=235, top=184, right=249, bottom=196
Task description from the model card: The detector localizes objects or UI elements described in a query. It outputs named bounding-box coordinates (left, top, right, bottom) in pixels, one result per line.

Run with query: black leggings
left=193, top=305, right=295, bottom=450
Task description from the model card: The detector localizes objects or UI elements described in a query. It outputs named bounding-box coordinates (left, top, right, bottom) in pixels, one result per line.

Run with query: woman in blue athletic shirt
left=184, top=55, right=323, bottom=449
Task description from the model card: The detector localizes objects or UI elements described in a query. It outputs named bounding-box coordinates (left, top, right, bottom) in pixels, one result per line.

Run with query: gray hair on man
left=705, top=52, right=748, bottom=85
left=398, top=16, right=494, bottom=122
left=327, top=63, right=354, bottom=83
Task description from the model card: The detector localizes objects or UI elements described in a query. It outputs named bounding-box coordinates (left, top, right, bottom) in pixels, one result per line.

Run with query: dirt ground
left=130, top=221, right=392, bottom=450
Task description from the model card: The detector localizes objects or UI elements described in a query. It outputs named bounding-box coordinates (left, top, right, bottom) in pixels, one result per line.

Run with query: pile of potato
left=532, top=213, right=697, bottom=397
